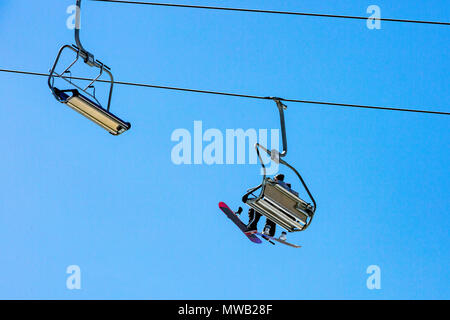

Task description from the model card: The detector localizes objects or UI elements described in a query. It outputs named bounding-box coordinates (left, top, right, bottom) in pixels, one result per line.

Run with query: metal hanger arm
left=267, top=97, right=288, bottom=157
left=75, top=0, right=96, bottom=66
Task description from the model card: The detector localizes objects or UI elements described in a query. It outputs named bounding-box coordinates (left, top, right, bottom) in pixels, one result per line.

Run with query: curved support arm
left=242, top=184, right=262, bottom=203
left=280, top=158, right=317, bottom=213
left=48, top=45, right=79, bottom=100
left=255, top=143, right=268, bottom=180
left=48, top=45, right=115, bottom=111
left=103, top=67, right=114, bottom=111
left=75, top=0, right=95, bottom=66
left=75, top=1, right=85, bottom=52
left=269, top=97, right=288, bottom=157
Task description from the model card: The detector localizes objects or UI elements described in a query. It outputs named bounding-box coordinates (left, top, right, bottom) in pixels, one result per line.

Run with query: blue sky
left=0, top=0, right=448, bottom=299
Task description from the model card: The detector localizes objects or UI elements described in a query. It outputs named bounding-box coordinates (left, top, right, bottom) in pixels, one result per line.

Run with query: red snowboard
left=218, top=202, right=262, bottom=244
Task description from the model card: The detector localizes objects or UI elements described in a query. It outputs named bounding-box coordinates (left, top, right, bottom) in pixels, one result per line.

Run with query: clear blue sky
left=0, top=0, right=448, bottom=299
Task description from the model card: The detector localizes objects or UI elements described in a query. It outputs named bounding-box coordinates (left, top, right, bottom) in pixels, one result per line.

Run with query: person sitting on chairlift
left=238, top=174, right=294, bottom=238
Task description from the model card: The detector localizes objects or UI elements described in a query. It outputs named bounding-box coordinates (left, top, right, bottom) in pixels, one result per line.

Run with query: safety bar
left=48, top=44, right=114, bottom=111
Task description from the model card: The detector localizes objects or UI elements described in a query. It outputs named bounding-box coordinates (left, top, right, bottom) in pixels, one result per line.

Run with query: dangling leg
left=264, top=219, right=276, bottom=237
left=246, top=208, right=261, bottom=231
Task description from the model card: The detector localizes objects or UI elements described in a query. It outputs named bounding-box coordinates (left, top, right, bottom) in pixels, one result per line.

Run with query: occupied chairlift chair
left=48, top=0, right=130, bottom=135
left=243, top=98, right=317, bottom=233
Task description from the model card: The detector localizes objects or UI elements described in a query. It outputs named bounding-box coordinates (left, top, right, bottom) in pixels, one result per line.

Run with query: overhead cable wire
left=90, top=0, right=450, bottom=26
left=0, top=68, right=449, bottom=116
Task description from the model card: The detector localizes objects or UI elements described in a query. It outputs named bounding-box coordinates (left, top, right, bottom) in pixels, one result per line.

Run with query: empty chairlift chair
left=48, top=0, right=130, bottom=135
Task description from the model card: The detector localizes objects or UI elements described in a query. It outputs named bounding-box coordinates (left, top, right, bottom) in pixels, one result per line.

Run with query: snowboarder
left=240, top=173, right=292, bottom=236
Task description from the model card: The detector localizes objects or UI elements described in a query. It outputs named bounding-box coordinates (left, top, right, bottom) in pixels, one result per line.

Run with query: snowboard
left=256, top=232, right=302, bottom=248
left=259, top=234, right=276, bottom=245
left=218, top=202, right=262, bottom=244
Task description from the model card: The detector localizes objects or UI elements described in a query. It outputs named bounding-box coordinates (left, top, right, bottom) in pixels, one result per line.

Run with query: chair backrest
left=247, top=178, right=313, bottom=232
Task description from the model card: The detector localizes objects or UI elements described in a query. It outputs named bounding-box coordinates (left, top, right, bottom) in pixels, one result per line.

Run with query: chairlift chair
left=243, top=98, right=317, bottom=232
left=48, top=0, right=130, bottom=135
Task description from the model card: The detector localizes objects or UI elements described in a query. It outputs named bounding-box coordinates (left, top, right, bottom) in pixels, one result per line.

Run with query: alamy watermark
left=171, top=121, right=281, bottom=175
left=366, top=265, right=381, bottom=290
left=367, top=5, right=382, bottom=30
left=66, top=5, right=81, bottom=30
left=66, top=265, right=81, bottom=290
left=66, top=4, right=382, bottom=31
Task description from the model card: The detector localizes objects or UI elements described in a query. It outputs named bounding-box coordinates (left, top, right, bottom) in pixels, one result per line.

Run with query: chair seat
left=246, top=178, right=313, bottom=232
left=55, top=88, right=131, bottom=135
